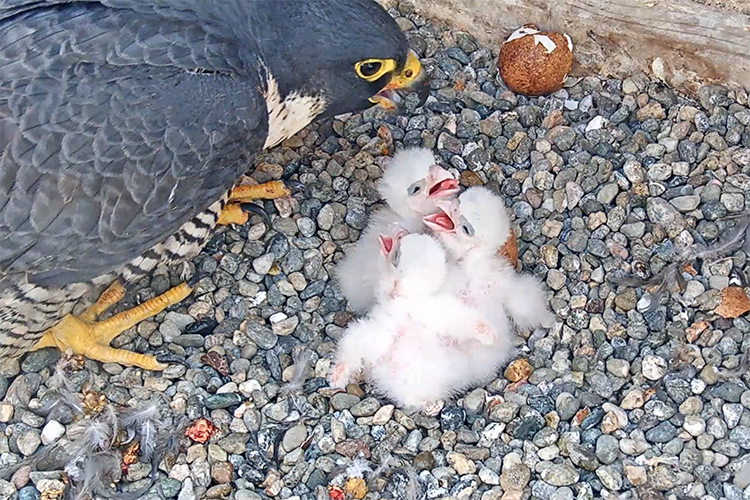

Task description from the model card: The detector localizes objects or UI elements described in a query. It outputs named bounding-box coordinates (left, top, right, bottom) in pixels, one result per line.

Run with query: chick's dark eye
left=359, top=61, right=382, bottom=78
left=391, top=248, right=401, bottom=267
left=407, top=181, right=423, bottom=196
left=461, top=223, right=475, bottom=236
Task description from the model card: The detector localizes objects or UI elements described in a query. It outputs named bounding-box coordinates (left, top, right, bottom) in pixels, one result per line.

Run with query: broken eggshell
left=498, top=24, right=573, bottom=96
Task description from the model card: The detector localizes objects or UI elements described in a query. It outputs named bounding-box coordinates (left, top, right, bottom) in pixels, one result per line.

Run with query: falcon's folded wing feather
left=0, top=0, right=269, bottom=287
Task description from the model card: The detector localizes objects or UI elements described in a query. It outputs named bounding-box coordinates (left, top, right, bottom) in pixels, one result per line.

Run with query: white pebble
left=602, top=403, right=629, bottom=428
left=252, top=254, right=275, bottom=275
left=585, top=115, right=608, bottom=132
left=250, top=291, right=267, bottom=307
left=683, top=415, right=706, bottom=437
left=691, top=378, right=706, bottom=394
left=239, top=379, right=262, bottom=397
left=713, top=453, right=730, bottom=468
left=478, top=467, right=500, bottom=485
left=0, top=403, right=13, bottom=423
left=216, top=382, right=238, bottom=394
left=269, top=312, right=288, bottom=324
left=538, top=445, right=560, bottom=460
left=641, top=355, right=668, bottom=381
left=41, top=420, right=65, bottom=446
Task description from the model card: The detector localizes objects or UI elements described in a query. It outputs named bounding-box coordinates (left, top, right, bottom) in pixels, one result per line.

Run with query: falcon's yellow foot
left=217, top=203, right=250, bottom=226
left=217, top=180, right=308, bottom=227
left=228, top=180, right=307, bottom=203
left=31, top=282, right=193, bottom=371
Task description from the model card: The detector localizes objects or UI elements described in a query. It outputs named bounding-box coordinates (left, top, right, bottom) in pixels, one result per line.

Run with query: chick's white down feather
left=427, top=186, right=555, bottom=333
left=335, top=148, right=458, bottom=314
left=331, top=233, right=508, bottom=410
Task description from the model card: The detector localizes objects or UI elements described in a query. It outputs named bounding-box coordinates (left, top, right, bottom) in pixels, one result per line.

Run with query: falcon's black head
left=252, top=0, right=429, bottom=119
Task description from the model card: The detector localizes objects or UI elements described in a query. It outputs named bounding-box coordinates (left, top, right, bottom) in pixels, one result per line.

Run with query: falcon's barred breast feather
left=0, top=0, right=429, bottom=369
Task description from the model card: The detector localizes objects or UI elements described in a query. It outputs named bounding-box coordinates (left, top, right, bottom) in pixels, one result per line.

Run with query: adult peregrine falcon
left=0, top=0, right=429, bottom=370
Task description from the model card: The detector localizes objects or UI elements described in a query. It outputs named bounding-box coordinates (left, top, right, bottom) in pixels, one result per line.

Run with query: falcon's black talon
left=240, top=202, right=273, bottom=230
left=284, top=180, right=309, bottom=198
left=156, top=353, right=189, bottom=368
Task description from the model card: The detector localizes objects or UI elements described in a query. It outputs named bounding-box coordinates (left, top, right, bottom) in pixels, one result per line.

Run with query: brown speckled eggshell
left=498, top=31, right=573, bottom=96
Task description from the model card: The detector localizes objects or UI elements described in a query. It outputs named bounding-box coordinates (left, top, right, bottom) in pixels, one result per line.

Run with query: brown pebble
left=714, top=286, right=750, bottom=319
left=334, top=439, right=371, bottom=459
left=205, top=484, right=232, bottom=498
left=346, top=383, right=365, bottom=397
left=413, top=450, right=436, bottom=470
left=504, top=358, right=533, bottom=382
left=11, top=465, right=30, bottom=490
left=601, top=411, right=619, bottom=434
left=542, top=109, right=565, bottom=129
left=334, top=312, right=354, bottom=328
left=211, top=462, right=233, bottom=484
left=573, top=407, right=590, bottom=426
left=624, top=465, right=647, bottom=486
left=344, top=477, right=368, bottom=500
left=459, top=170, right=483, bottom=187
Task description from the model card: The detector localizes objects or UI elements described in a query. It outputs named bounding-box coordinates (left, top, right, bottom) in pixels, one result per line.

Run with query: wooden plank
left=385, top=0, right=750, bottom=94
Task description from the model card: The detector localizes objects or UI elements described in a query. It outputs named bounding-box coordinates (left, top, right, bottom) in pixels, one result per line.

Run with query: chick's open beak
left=426, top=165, right=459, bottom=198
left=423, top=200, right=458, bottom=232
left=370, top=49, right=429, bottom=112
left=378, top=226, right=408, bottom=256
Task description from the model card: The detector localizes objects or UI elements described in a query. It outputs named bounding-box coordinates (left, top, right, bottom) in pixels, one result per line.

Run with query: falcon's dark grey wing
left=0, top=1, right=269, bottom=287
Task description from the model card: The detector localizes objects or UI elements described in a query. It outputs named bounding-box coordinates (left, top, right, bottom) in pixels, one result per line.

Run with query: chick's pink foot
left=421, top=400, right=445, bottom=416
left=329, top=362, right=355, bottom=388
left=475, top=322, right=496, bottom=345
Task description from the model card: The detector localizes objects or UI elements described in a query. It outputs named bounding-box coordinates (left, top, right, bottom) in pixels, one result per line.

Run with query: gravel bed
left=2, top=2, right=750, bottom=500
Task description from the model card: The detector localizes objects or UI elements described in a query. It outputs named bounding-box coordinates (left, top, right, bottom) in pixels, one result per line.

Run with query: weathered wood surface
left=386, top=0, right=750, bottom=94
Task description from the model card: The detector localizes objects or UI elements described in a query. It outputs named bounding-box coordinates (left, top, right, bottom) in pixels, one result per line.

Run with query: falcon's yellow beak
left=368, top=50, right=429, bottom=112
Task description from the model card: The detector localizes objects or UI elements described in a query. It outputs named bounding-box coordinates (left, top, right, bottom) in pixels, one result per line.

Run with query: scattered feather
left=717, top=350, right=750, bottom=380
left=120, top=402, right=160, bottom=461
left=35, top=387, right=86, bottom=417
left=68, top=419, right=115, bottom=456
left=612, top=263, right=685, bottom=314
left=366, top=454, right=393, bottom=489
left=347, top=458, right=373, bottom=478
left=684, top=214, right=750, bottom=261
left=280, top=348, right=315, bottom=397
left=154, top=415, right=190, bottom=466
left=69, top=451, right=121, bottom=500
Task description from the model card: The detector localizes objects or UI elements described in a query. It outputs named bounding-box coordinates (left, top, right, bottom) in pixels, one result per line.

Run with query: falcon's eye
left=355, top=59, right=395, bottom=82
left=359, top=61, right=381, bottom=77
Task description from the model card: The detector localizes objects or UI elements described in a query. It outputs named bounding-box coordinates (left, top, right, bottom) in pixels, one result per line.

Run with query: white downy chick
left=329, top=233, right=501, bottom=411
left=424, top=185, right=555, bottom=332
left=335, top=148, right=459, bottom=314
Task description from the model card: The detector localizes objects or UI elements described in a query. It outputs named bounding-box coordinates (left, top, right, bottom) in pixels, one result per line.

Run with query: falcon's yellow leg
left=217, top=180, right=306, bottom=227
left=79, top=281, right=127, bottom=322
left=31, top=282, right=193, bottom=371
